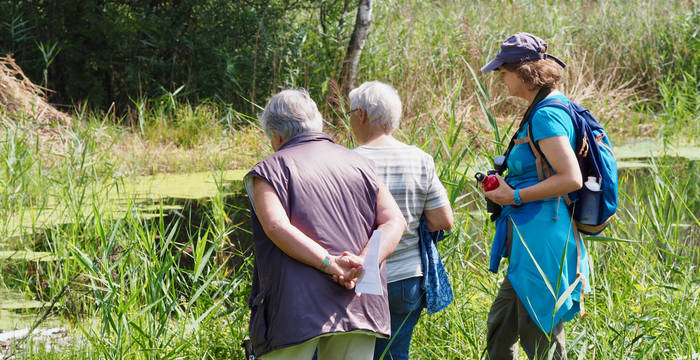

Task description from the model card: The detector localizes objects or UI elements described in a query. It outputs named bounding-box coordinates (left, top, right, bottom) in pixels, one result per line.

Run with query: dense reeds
left=0, top=0, right=698, bottom=359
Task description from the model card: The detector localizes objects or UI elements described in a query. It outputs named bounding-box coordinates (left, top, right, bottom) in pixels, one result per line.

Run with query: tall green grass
left=405, top=158, right=700, bottom=358
left=355, top=0, right=698, bottom=141
left=0, top=116, right=256, bottom=358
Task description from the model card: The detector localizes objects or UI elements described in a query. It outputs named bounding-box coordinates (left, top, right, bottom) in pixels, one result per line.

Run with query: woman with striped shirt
left=348, top=81, right=454, bottom=360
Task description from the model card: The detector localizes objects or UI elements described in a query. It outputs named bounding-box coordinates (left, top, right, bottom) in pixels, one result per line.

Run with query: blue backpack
left=524, top=98, right=619, bottom=235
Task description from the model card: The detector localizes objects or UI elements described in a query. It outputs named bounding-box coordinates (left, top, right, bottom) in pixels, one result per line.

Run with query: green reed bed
left=405, top=158, right=699, bottom=359
left=3, top=115, right=698, bottom=359
left=2, top=166, right=255, bottom=358
left=361, top=0, right=698, bottom=140
left=0, top=121, right=253, bottom=358
left=5, top=130, right=697, bottom=359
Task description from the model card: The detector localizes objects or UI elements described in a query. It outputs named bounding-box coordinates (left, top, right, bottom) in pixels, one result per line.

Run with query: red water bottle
left=475, top=171, right=500, bottom=191
left=475, top=171, right=502, bottom=219
left=483, top=172, right=500, bottom=191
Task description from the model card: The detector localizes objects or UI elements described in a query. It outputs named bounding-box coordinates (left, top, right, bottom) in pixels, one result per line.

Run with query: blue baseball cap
left=481, top=32, right=566, bottom=73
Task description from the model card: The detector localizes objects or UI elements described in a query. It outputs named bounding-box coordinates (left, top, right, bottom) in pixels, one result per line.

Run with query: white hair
left=259, top=89, right=323, bottom=141
left=348, top=81, right=402, bottom=132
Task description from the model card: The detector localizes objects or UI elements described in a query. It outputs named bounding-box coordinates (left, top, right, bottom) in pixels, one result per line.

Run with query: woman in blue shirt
left=480, top=33, right=591, bottom=360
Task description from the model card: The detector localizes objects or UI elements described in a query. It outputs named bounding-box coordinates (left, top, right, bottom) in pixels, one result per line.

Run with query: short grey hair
left=348, top=81, right=402, bottom=132
left=259, top=89, right=324, bottom=141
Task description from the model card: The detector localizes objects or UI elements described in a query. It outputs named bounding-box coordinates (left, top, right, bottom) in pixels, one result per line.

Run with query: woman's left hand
left=483, top=175, right=515, bottom=206
left=330, top=253, right=364, bottom=290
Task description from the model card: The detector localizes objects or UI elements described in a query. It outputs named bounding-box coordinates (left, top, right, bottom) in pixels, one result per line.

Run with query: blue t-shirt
left=505, top=94, right=575, bottom=190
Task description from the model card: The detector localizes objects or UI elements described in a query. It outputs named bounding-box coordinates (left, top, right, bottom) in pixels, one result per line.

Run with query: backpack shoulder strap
left=528, top=97, right=574, bottom=157
left=524, top=97, right=573, bottom=206
left=502, top=87, right=553, bottom=169
left=535, top=97, right=569, bottom=111
left=524, top=124, right=553, bottom=181
left=524, top=97, right=572, bottom=180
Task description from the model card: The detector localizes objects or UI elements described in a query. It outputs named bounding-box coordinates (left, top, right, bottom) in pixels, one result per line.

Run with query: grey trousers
left=486, top=277, right=567, bottom=360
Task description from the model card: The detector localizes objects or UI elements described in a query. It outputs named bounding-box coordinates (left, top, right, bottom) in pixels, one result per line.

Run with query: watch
left=513, top=188, right=522, bottom=206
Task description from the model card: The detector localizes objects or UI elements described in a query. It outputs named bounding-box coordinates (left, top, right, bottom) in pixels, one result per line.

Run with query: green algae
left=0, top=251, right=56, bottom=262
left=2, top=170, right=246, bottom=240
left=614, top=139, right=700, bottom=161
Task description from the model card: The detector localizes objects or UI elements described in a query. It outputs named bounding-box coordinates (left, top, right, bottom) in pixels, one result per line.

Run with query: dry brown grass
left=561, top=51, right=652, bottom=136
left=0, top=55, right=72, bottom=127
left=388, top=46, right=653, bottom=150
left=0, top=55, right=74, bottom=153
left=105, top=125, right=267, bottom=175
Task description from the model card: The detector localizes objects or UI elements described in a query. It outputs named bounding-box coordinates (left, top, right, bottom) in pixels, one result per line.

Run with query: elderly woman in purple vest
left=347, top=81, right=454, bottom=360
left=243, top=88, right=407, bottom=359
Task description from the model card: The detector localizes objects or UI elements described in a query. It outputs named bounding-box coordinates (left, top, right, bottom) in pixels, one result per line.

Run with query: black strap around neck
left=500, top=87, right=552, bottom=170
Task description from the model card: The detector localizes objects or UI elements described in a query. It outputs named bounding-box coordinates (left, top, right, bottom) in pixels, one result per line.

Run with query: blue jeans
left=373, top=276, right=424, bottom=360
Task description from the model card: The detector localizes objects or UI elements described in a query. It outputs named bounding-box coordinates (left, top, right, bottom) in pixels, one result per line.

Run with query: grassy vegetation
left=0, top=0, right=698, bottom=359
left=360, top=0, right=698, bottom=141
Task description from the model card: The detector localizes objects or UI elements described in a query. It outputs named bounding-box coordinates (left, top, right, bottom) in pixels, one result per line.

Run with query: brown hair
left=502, top=58, right=563, bottom=90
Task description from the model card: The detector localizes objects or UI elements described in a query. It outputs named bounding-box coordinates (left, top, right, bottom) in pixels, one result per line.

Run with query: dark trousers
left=486, top=277, right=567, bottom=360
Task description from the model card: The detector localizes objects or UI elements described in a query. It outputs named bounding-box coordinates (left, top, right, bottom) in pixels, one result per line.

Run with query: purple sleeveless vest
left=244, top=131, right=390, bottom=356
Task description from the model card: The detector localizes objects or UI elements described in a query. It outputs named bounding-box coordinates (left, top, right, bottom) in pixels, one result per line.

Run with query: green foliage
left=354, top=0, right=698, bottom=139
left=0, top=0, right=696, bottom=141
left=0, top=0, right=354, bottom=112
left=0, top=135, right=254, bottom=357
left=0, top=128, right=41, bottom=212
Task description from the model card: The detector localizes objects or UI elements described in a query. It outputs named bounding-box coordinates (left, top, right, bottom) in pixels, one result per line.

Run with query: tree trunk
left=341, top=0, right=372, bottom=95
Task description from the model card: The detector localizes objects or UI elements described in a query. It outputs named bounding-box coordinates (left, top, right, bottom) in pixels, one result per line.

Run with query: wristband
left=513, top=188, right=522, bottom=206
left=319, top=255, right=331, bottom=273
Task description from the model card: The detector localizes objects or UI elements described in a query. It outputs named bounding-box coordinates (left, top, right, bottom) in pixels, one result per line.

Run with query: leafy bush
left=0, top=0, right=354, bottom=113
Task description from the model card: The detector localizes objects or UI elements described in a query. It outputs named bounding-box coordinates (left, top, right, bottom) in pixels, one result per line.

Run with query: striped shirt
left=355, top=143, right=449, bottom=283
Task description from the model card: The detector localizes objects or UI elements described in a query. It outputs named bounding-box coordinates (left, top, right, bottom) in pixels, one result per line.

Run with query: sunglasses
left=345, top=108, right=361, bottom=116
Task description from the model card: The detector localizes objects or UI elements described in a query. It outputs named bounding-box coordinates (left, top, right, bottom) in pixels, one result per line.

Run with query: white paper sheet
left=355, top=230, right=383, bottom=295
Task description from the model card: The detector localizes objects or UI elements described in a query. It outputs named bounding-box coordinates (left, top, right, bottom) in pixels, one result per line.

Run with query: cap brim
left=481, top=57, right=503, bottom=73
